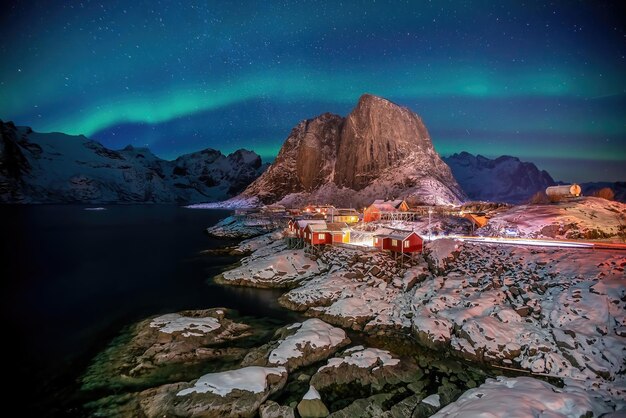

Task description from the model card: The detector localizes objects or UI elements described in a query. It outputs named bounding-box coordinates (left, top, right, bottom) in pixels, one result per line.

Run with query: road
left=428, top=235, right=626, bottom=251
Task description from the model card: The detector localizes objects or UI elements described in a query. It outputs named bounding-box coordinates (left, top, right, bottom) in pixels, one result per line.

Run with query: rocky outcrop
left=0, top=120, right=266, bottom=203
left=443, top=152, right=555, bottom=204
left=81, top=308, right=261, bottom=391
left=242, top=319, right=350, bottom=372
left=310, top=346, right=423, bottom=396
left=238, top=94, right=465, bottom=207
left=138, top=366, right=288, bottom=417
left=259, top=400, right=296, bottom=418
left=241, top=113, right=343, bottom=203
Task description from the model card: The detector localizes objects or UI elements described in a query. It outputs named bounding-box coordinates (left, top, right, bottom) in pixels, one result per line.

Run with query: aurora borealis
left=1, top=1, right=624, bottom=181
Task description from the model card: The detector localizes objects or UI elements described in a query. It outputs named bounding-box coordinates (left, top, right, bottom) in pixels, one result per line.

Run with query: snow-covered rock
left=432, top=376, right=613, bottom=418
left=176, top=366, right=287, bottom=396
left=242, top=319, right=350, bottom=372
left=81, top=308, right=255, bottom=390
left=138, top=366, right=288, bottom=417
left=479, top=196, right=626, bottom=239
left=206, top=215, right=277, bottom=239
left=310, top=346, right=420, bottom=395
left=217, top=241, right=323, bottom=288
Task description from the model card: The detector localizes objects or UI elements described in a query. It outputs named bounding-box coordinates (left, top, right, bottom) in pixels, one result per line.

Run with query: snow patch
left=150, top=313, right=220, bottom=337
left=431, top=376, right=612, bottom=418
left=176, top=366, right=286, bottom=396
left=303, top=385, right=321, bottom=400
left=268, top=319, right=346, bottom=365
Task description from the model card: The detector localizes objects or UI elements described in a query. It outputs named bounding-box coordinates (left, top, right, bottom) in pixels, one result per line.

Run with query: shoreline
left=79, top=217, right=626, bottom=416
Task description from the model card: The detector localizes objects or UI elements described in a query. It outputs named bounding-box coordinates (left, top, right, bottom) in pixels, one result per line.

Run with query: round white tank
left=545, top=184, right=582, bottom=197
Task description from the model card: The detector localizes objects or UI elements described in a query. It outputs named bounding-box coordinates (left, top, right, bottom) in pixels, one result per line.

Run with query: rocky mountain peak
left=335, top=94, right=434, bottom=190
left=238, top=94, right=465, bottom=207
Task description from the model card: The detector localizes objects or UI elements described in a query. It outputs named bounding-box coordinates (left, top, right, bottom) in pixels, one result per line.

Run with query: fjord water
left=0, top=205, right=289, bottom=415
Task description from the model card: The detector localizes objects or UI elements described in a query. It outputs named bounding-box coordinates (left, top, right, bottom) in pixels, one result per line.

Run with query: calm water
left=0, top=205, right=292, bottom=416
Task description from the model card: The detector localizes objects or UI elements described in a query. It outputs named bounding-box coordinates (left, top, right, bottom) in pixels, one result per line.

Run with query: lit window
left=392, top=239, right=398, bottom=246
left=404, top=240, right=409, bottom=248
left=318, top=233, right=325, bottom=240
left=374, top=238, right=378, bottom=244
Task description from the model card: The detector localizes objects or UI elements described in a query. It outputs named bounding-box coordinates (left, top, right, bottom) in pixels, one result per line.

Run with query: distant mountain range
left=2, top=97, right=623, bottom=205
left=443, top=152, right=556, bottom=204
left=444, top=152, right=625, bottom=204
left=0, top=120, right=266, bottom=204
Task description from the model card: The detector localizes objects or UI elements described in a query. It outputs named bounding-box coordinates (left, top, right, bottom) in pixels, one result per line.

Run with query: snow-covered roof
left=297, top=219, right=326, bottom=229
left=335, top=208, right=359, bottom=215
left=375, top=230, right=420, bottom=241
left=325, top=222, right=349, bottom=233
left=369, top=199, right=407, bottom=211
left=306, top=223, right=328, bottom=232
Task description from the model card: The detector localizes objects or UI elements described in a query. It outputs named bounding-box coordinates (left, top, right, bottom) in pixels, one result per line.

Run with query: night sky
left=1, top=1, right=624, bottom=182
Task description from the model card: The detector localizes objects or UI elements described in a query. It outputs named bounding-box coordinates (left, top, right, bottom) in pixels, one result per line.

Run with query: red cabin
left=364, top=199, right=410, bottom=222
left=304, top=223, right=332, bottom=245
left=296, top=219, right=325, bottom=238
left=374, top=231, right=423, bottom=254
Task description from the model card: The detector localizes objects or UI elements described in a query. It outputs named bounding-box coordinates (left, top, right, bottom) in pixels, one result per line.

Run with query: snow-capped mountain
left=235, top=94, right=466, bottom=207
left=0, top=120, right=266, bottom=204
left=443, top=152, right=555, bottom=204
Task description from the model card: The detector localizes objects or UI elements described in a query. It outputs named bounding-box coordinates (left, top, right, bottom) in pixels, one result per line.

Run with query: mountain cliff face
left=239, top=94, right=465, bottom=207
left=443, top=152, right=555, bottom=204
left=0, top=120, right=265, bottom=204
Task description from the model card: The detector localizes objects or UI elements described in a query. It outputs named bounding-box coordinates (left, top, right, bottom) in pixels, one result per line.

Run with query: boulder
left=297, top=386, right=330, bottom=418
left=138, top=366, right=288, bottom=417
left=243, top=319, right=350, bottom=372
left=260, top=400, right=295, bottom=418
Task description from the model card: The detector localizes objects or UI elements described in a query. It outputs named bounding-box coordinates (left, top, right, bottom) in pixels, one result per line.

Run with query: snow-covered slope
left=0, top=120, right=266, bottom=204
left=444, top=152, right=555, bottom=204
left=478, top=196, right=626, bottom=239
left=227, top=94, right=465, bottom=208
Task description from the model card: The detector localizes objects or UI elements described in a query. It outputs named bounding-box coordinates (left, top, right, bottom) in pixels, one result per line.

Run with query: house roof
left=325, top=222, right=349, bottom=232
left=306, top=223, right=328, bottom=232
left=464, top=213, right=488, bottom=228
left=375, top=230, right=421, bottom=241
left=369, top=199, right=406, bottom=211
left=297, top=219, right=326, bottom=229
left=334, top=208, right=359, bottom=215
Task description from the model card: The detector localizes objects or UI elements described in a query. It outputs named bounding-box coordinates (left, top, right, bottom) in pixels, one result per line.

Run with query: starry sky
left=1, top=1, right=625, bottom=182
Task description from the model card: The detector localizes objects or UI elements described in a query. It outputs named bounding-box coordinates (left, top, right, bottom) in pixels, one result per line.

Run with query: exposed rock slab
left=138, top=366, right=288, bottom=417
left=82, top=308, right=257, bottom=390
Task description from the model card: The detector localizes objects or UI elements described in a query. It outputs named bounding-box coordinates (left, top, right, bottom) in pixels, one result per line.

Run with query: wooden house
left=463, top=213, right=488, bottom=228
left=296, top=219, right=326, bottom=239
left=304, top=223, right=331, bottom=245
left=303, top=221, right=350, bottom=246
left=325, top=222, right=351, bottom=243
left=329, top=208, right=360, bottom=224
left=364, top=199, right=410, bottom=222
left=374, top=230, right=423, bottom=255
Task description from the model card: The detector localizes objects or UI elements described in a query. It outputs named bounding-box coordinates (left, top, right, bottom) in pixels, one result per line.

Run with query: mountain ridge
left=443, top=151, right=556, bottom=204
left=0, top=120, right=266, bottom=204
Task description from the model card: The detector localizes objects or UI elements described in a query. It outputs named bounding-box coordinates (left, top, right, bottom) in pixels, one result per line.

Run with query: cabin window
left=404, top=240, right=409, bottom=248
left=392, top=239, right=398, bottom=246
left=318, top=233, right=325, bottom=240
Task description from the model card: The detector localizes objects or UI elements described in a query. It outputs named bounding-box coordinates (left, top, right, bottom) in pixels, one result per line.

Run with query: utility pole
left=428, top=207, right=433, bottom=241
